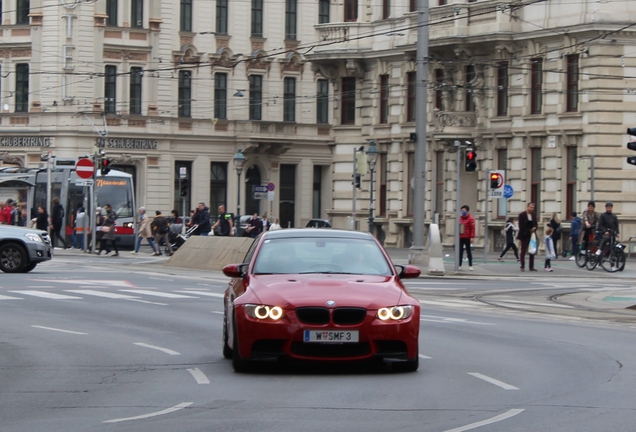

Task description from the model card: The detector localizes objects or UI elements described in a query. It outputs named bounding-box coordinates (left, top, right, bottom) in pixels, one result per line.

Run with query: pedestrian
left=517, top=202, right=538, bottom=272
left=187, top=209, right=196, bottom=228
left=544, top=227, right=556, bottom=272
left=97, top=204, right=119, bottom=256
left=579, top=201, right=599, bottom=252
left=261, top=212, right=269, bottom=232
left=548, top=212, right=562, bottom=257
left=193, top=202, right=213, bottom=236
left=458, top=205, right=475, bottom=271
left=35, top=206, right=49, bottom=231
left=269, top=218, right=282, bottom=231
left=131, top=207, right=156, bottom=254
left=597, top=202, right=619, bottom=254
left=498, top=217, right=519, bottom=262
left=246, top=213, right=262, bottom=238
left=211, top=204, right=234, bottom=236
left=1, top=199, right=12, bottom=224
left=95, top=207, right=108, bottom=254
left=569, top=211, right=581, bottom=260
left=9, top=200, right=22, bottom=226
left=72, top=206, right=86, bottom=250
left=151, top=210, right=171, bottom=256
left=51, top=197, right=69, bottom=249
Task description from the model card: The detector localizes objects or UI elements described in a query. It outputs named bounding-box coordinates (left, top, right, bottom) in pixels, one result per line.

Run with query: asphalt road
left=1, top=255, right=636, bottom=431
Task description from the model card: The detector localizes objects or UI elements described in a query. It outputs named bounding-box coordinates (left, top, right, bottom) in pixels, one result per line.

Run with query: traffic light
left=490, top=172, right=503, bottom=189
left=353, top=173, right=361, bottom=189
left=627, top=128, right=636, bottom=166
left=465, top=148, right=477, bottom=172
left=180, top=179, right=189, bottom=197
left=100, top=158, right=111, bottom=175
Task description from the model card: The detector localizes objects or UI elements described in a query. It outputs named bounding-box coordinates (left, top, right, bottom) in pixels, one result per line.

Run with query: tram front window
left=96, top=178, right=134, bottom=218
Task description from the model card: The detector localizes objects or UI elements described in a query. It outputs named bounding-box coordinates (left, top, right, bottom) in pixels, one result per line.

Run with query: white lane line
left=26, top=286, right=55, bottom=288
left=420, top=315, right=495, bottom=326
left=133, top=342, right=181, bottom=356
left=443, top=409, right=525, bottom=432
left=126, top=299, right=169, bottom=306
left=493, top=299, right=574, bottom=309
left=211, top=311, right=223, bottom=315
left=176, top=290, right=224, bottom=298
left=0, top=294, right=23, bottom=300
left=418, top=354, right=432, bottom=359
left=119, top=290, right=197, bottom=299
left=32, top=325, right=87, bottom=335
left=65, top=290, right=141, bottom=299
left=103, top=402, right=193, bottom=424
left=9, top=291, right=82, bottom=300
left=187, top=368, right=210, bottom=384
left=419, top=300, right=477, bottom=308
left=468, top=373, right=519, bottom=390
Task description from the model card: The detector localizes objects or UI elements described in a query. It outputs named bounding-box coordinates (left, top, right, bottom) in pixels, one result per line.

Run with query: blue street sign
left=503, top=184, right=514, bottom=199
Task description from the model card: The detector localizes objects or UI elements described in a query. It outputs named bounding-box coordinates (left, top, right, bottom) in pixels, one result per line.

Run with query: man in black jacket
left=51, top=197, right=69, bottom=249
left=210, top=204, right=233, bottom=236
left=517, top=202, right=538, bottom=272
left=193, top=202, right=212, bottom=236
left=597, top=202, right=619, bottom=253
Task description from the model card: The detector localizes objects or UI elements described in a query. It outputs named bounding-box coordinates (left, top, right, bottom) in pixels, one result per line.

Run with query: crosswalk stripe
left=175, top=291, right=224, bottom=298
left=118, top=290, right=197, bottom=299
left=0, top=294, right=23, bottom=300
left=65, top=290, right=140, bottom=299
left=9, top=291, right=82, bottom=300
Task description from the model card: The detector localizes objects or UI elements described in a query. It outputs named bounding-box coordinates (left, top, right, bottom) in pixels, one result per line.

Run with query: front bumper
left=27, top=242, right=53, bottom=263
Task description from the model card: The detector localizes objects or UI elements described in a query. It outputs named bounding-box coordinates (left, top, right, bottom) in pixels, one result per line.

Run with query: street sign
left=75, top=180, right=94, bottom=187
left=253, top=185, right=268, bottom=200
left=488, top=170, right=505, bottom=198
left=179, top=167, right=187, bottom=179
left=268, top=191, right=275, bottom=201
left=267, top=182, right=275, bottom=192
left=75, top=158, right=95, bottom=179
left=503, top=184, right=514, bottom=199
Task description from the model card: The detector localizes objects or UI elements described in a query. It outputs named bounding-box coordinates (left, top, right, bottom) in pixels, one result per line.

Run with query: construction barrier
left=164, top=236, right=254, bottom=271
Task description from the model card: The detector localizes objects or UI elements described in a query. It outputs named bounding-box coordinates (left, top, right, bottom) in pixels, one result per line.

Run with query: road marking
left=420, top=315, right=495, bottom=326
left=443, top=409, right=525, bottom=432
left=0, top=294, right=22, bottom=300
left=492, top=299, right=574, bottom=309
left=419, top=299, right=477, bottom=308
left=187, top=368, right=210, bottom=384
left=211, top=311, right=223, bottom=315
left=103, top=402, right=193, bottom=423
left=418, top=354, right=432, bottom=359
left=26, top=286, right=55, bottom=288
left=9, top=291, right=82, bottom=300
left=36, top=279, right=137, bottom=287
left=32, top=325, right=87, bottom=335
left=65, top=290, right=140, bottom=299
left=133, top=342, right=180, bottom=356
left=468, top=372, right=519, bottom=390
left=176, top=290, right=224, bottom=298
left=119, top=290, right=197, bottom=299
left=126, top=299, right=169, bottom=306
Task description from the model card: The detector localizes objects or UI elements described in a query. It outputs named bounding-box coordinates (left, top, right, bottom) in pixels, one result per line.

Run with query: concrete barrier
left=427, top=223, right=445, bottom=276
left=164, top=236, right=254, bottom=271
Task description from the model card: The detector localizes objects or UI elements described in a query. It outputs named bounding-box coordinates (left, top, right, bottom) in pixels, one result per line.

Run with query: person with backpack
left=498, top=217, right=519, bottom=262
left=569, top=211, right=581, bottom=260
left=151, top=210, right=172, bottom=256
left=51, top=197, right=69, bottom=249
left=97, top=204, right=119, bottom=256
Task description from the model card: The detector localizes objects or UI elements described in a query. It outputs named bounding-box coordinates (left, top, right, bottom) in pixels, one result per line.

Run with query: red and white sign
left=75, top=158, right=95, bottom=179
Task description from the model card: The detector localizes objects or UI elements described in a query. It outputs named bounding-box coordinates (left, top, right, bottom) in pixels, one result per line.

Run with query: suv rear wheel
left=0, top=243, right=27, bottom=273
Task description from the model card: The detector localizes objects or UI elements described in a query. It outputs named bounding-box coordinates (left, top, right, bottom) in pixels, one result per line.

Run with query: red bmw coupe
left=222, top=228, right=421, bottom=372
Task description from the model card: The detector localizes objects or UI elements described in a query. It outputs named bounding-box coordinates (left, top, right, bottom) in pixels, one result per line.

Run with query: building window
left=341, top=77, right=356, bottom=125
left=434, top=151, right=444, bottom=216
left=382, top=0, right=390, bottom=19
left=531, top=58, right=543, bottom=115
left=313, top=166, right=323, bottom=219
left=216, top=0, right=228, bottom=34
left=104, top=65, right=117, bottom=113
left=15, top=64, right=29, bottom=113
left=531, top=147, right=541, bottom=216
left=566, top=147, right=577, bottom=218
left=214, top=73, right=227, bottom=120
left=17, top=0, right=30, bottom=24
left=497, top=148, right=508, bottom=218
left=319, top=0, right=330, bottom=23
left=180, top=0, right=192, bottom=32
left=407, top=71, right=416, bottom=122
left=129, top=67, right=142, bottom=115
left=435, top=69, right=443, bottom=110
left=105, top=0, right=117, bottom=26
left=439, top=0, right=448, bottom=5
left=210, top=162, right=228, bottom=215
left=317, top=79, right=329, bottom=124
left=251, top=0, right=263, bottom=37
left=379, top=74, right=389, bottom=124
left=465, top=65, right=475, bottom=112
left=497, top=61, right=508, bottom=116
left=283, top=77, right=296, bottom=122
left=131, top=0, right=143, bottom=28
left=379, top=153, right=387, bottom=216
left=567, top=54, right=579, bottom=112
left=249, top=75, right=263, bottom=120
left=285, top=0, right=297, bottom=40
left=410, top=0, right=416, bottom=11
left=178, top=71, right=192, bottom=118
left=345, top=0, right=357, bottom=22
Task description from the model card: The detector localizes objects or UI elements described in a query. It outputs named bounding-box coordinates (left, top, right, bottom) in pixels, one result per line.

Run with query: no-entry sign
left=75, top=158, right=95, bottom=179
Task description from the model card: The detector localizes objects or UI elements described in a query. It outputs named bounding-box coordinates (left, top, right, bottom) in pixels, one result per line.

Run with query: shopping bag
left=528, top=233, right=537, bottom=255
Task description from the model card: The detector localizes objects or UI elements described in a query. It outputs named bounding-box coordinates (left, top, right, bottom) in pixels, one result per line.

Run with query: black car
left=306, top=219, right=332, bottom=228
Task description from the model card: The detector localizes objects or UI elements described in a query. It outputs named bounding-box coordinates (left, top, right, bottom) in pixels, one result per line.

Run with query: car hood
left=243, top=274, right=407, bottom=309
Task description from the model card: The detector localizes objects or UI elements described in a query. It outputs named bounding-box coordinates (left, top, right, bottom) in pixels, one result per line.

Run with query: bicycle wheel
left=600, top=249, right=620, bottom=273
left=574, top=247, right=587, bottom=268
left=585, top=252, right=599, bottom=270
left=617, top=250, right=626, bottom=272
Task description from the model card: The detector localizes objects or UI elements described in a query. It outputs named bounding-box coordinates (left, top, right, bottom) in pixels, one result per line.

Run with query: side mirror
left=395, top=264, right=421, bottom=279
left=222, top=263, right=247, bottom=278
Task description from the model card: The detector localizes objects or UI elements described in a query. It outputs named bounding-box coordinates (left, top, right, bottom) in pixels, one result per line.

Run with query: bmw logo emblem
left=326, top=300, right=336, bottom=306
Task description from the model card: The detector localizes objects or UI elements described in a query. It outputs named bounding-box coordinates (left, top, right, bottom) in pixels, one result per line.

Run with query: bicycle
left=574, top=232, right=600, bottom=270
left=598, top=231, right=626, bottom=273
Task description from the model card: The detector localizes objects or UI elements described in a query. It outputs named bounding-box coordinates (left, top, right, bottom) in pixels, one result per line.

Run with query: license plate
left=303, top=330, right=359, bottom=343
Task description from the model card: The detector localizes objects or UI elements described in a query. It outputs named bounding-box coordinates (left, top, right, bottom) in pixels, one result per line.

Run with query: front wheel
left=600, top=249, right=621, bottom=273
left=21, top=262, right=37, bottom=273
left=574, top=247, right=587, bottom=268
left=222, top=312, right=232, bottom=359
left=585, top=253, right=599, bottom=271
left=0, top=243, right=27, bottom=273
left=232, top=316, right=250, bottom=373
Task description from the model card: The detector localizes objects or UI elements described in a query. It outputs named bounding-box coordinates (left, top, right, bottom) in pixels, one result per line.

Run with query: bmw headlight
left=25, top=233, right=43, bottom=243
left=376, top=305, right=413, bottom=321
left=245, top=304, right=285, bottom=321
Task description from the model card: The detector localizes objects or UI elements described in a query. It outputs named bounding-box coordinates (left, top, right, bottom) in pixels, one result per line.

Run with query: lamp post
left=233, top=149, right=246, bottom=236
left=366, top=140, right=379, bottom=235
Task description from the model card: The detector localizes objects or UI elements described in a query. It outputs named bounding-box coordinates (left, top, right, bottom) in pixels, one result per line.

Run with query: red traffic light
left=466, top=151, right=476, bottom=160
left=490, top=172, right=503, bottom=189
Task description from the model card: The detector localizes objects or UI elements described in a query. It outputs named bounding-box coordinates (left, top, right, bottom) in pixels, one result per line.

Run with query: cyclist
left=597, top=202, right=619, bottom=254
left=579, top=201, right=599, bottom=252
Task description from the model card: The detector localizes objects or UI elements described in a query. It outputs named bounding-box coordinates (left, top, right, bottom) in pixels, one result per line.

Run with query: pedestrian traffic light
left=490, top=172, right=503, bottom=189
left=180, top=179, right=189, bottom=197
left=627, top=127, right=636, bottom=166
left=100, top=158, right=111, bottom=175
left=465, top=148, right=477, bottom=172
left=353, top=173, right=361, bottom=189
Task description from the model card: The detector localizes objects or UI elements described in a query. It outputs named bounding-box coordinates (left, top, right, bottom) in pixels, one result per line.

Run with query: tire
left=232, top=315, right=250, bottom=372
left=0, top=243, right=28, bottom=273
left=585, top=252, right=599, bottom=271
left=618, top=250, right=626, bottom=272
left=561, top=250, right=568, bottom=258
left=21, top=262, right=37, bottom=273
left=600, top=248, right=625, bottom=273
left=222, top=312, right=232, bottom=359
left=574, top=248, right=587, bottom=268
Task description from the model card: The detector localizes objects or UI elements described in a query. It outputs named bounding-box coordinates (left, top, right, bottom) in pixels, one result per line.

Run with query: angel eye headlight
left=255, top=305, right=270, bottom=319
left=376, top=305, right=413, bottom=321
left=245, top=304, right=285, bottom=321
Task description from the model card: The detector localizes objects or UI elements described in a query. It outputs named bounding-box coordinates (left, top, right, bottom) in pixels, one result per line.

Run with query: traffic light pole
left=454, top=141, right=461, bottom=272
left=484, top=173, right=489, bottom=264
left=352, top=147, right=357, bottom=230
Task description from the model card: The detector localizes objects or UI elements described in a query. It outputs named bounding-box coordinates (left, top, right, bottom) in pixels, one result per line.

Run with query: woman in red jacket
left=459, top=205, right=475, bottom=271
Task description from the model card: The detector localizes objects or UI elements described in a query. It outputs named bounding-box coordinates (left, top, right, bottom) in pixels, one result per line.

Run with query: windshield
left=253, top=237, right=393, bottom=276
left=96, top=178, right=134, bottom=218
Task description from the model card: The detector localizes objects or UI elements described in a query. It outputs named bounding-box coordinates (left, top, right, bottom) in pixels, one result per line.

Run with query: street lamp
left=366, top=140, right=379, bottom=235
left=233, top=149, right=247, bottom=236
